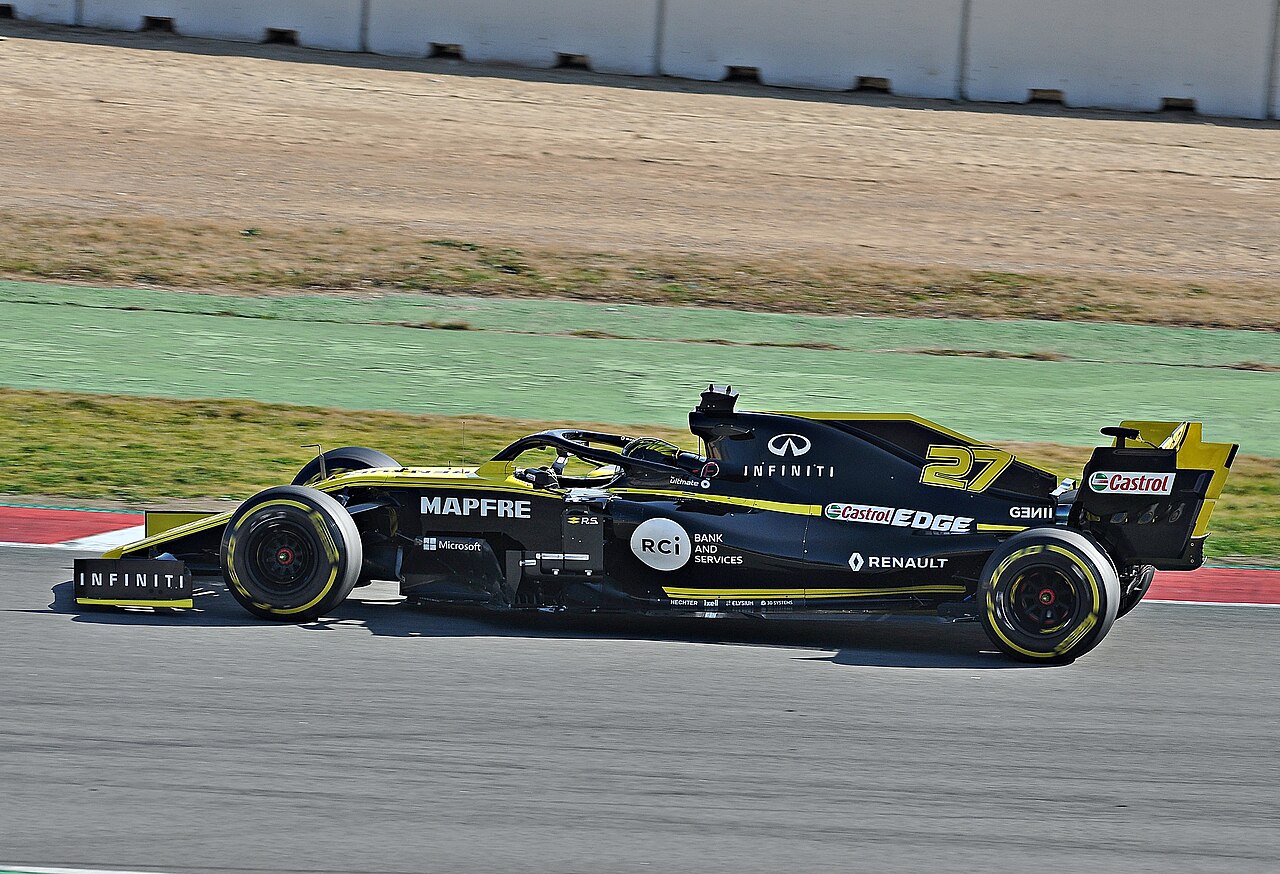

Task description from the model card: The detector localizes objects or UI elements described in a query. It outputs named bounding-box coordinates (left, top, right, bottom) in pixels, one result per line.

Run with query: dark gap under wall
left=856, top=76, right=892, bottom=93
left=142, top=16, right=175, bottom=33
left=725, top=65, right=761, bottom=83
left=1160, top=97, right=1197, bottom=112
left=263, top=28, right=298, bottom=46
left=1028, top=88, right=1065, bottom=104
left=429, top=42, right=464, bottom=60
left=0, top=5, right=16, bottom=20
left=555, top=53, right=591, bottom=70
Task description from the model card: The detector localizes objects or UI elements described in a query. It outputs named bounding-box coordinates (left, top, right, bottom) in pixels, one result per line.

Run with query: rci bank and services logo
left=630, top=517, right=691, bottom=571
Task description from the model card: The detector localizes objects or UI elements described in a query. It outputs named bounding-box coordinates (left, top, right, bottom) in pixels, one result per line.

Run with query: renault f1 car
left=74, top=386, right=1237, bottom=662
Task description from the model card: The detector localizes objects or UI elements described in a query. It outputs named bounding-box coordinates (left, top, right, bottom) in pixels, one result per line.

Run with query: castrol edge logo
left=1088, top=471, right=1175, bottom=495
left=825, top=503, right=973, bottom=534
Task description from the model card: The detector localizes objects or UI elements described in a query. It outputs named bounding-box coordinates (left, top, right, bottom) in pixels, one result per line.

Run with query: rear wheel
left=221, top=485, right=363, bottom=622
left=979, top=528, right=1120, bottom=663
left=292, top=446, right=400, bottom=486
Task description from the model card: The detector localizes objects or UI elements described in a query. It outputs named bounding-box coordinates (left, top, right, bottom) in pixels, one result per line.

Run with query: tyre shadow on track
left=48, top=579, right=1043, bottom=669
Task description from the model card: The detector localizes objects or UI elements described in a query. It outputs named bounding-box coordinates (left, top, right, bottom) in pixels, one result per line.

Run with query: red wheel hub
left=276, top=547, right=295, bottom=565
left=1038, top=588, right=1057, bottom=606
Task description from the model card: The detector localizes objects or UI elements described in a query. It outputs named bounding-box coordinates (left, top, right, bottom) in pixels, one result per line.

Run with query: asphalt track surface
left=2, top=547, right=1277, bottom=873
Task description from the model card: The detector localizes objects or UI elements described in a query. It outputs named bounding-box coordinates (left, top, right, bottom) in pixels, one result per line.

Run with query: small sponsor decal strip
left=664, top=570, right=1280, bottom=605
left=663, top=586, right=965, bottom=599
left=1010, top=506, right=1054, bottom=520
left=75, top=597, right=195, bottom=608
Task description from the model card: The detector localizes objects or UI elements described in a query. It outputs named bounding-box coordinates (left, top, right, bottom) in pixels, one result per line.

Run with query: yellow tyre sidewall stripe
left=985, top=543, right=1102, bottom=659
left=226, top=498, right=341, bottom=616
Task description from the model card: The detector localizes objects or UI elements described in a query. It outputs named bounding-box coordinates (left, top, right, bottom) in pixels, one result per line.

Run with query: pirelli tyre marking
left=226, top=498, right=342, bottom=615
left=985, top=545, right=1098, bottom=657
left=980, top=533, right=1118, bottom=662
left=220, top=486, right=362, bottom=622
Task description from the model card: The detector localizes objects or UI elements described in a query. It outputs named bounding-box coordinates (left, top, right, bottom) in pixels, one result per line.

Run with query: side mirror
left=708, top=422, right=754, bottom=440
left=515, top=467, right=558, bottom=489
left=1101, top=426, right=1142, bottom=447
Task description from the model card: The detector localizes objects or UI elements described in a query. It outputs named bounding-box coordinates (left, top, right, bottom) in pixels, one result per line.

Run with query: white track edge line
left=60, top=526, right=146, bottom=550
left=0, top=542, right=105, bottom=551
left=1145, top=598, right=1280, bottom=608
left=0, top=867, right=178, bottom=874
left=0, top=527, right=143, bottom=551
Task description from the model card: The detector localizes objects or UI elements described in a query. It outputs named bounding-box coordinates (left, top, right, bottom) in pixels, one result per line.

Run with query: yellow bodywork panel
left=1119, top=421, right=1238, bottom=537
left=144, top=511, right=217, bottom=539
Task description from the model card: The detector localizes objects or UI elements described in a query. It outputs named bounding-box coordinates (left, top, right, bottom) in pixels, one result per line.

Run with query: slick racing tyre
left=221, top=485, right=363, bottom=622
left=1117, top=564, right=1157, bottom=619
left=979, top=528, right=1120, bottom=664
left=292, top=446, right=400, bottom=486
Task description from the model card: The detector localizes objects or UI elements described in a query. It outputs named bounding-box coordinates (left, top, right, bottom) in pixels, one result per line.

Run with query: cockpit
left=494, top=429, right=707, bottom=491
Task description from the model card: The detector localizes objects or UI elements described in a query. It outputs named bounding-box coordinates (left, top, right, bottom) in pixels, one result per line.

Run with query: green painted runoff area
left=0, top=281, right=1275, bottom=454
left=4, top=281, right=1278, bottom=366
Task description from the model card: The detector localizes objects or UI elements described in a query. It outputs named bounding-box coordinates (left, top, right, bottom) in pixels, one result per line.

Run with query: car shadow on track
left=49, top=578, right=1046, bottom=669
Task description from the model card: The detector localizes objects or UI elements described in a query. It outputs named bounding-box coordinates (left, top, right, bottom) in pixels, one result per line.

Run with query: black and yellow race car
left=75, top=386, right=1236, bottom=663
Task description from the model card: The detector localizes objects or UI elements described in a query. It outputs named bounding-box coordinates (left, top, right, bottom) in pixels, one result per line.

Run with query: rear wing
left=1073, top=421, right=1237, bottom=570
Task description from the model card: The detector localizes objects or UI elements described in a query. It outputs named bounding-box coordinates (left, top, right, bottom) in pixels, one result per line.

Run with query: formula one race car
left=74, top=386, right=1237, bottom=663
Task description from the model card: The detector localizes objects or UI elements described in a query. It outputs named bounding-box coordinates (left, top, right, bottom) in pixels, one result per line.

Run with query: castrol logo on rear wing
left=1088, top=471, right=1175, bottom=495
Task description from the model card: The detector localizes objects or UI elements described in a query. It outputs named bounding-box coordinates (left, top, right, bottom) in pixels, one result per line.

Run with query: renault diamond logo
left=848, top=552, right=864, bottom=572
left=768, top=433, right=811, bottom=457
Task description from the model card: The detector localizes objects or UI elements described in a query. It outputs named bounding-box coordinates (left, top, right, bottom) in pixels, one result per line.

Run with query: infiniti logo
left=767, top=433, right=811, bottom=457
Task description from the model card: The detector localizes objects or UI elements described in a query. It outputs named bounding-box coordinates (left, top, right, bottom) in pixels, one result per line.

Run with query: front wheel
left=979, top=528, right=1120, bottom=663
left=221, top=485, right=363, bottom=622
left=292, top=446, right=400, bottom=486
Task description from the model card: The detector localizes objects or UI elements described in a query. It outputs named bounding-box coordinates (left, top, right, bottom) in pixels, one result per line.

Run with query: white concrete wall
left=966, top=0, right=1276, bottom=119
left=366, top=0, right=661, bottom=75
left=13, top=0, right=1280, bottom=119
left=8, top=1, right=78, bottom=25
left=79, top=1, right=366, bottom=52
left=1272, top=6, right=1280, bottom=119
left=658, top=0, right=966, bottom=97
